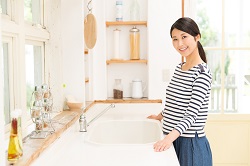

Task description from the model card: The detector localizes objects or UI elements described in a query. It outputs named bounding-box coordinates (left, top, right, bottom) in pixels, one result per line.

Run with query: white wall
left=61, top=0, right=85, bottom=103
left=45, top=0, right=64, bottom=111
left=90, top=0, right=107, bottom=100
left=147, top=0, right=181, bottom=99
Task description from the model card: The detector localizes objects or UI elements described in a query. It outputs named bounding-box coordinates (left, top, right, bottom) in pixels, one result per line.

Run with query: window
left=1, top=37, right=14, bottom=125
left=0, top=0, right=7, bottom=14
left=186, top=0, right=250, bottom=113
left=24, top=0, right=43, bottom=25
left=0, top=0, right=12, bottom=19
left=25, top=42, right=44, bottom=112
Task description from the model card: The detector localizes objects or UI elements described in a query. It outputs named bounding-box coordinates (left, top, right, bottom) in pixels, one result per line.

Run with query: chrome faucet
left=79, top=113, right=87, bottom=132
left=79, top=106, right=87, bottom=132
left=79, top=103, right=115, bottom=132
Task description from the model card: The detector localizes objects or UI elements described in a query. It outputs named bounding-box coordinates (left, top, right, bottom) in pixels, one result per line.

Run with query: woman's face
left=171, top=28, right=200, bottom=58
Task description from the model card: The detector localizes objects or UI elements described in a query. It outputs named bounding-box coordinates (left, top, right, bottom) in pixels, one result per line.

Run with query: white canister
left=116, top=0, right=123, bottom=21
left=113, top=29, right=121, bottom=60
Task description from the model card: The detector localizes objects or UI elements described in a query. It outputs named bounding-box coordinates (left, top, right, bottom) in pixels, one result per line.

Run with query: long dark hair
left=170, top=17, right=207, bottom=63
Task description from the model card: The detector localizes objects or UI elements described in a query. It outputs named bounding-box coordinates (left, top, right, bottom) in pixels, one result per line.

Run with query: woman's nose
left=178, top=40, right=183, bottom=46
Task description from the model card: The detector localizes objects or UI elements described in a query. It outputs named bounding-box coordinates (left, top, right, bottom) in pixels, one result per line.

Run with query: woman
left=148, top=17, right=213, bottom=166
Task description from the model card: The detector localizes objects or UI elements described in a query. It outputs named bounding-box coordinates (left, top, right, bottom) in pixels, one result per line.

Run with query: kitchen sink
left=85, top=119, right=162, bottom=145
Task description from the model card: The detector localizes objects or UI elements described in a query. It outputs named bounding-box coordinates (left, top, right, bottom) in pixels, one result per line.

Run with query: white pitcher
left=131, top=79, right=146, bottom=99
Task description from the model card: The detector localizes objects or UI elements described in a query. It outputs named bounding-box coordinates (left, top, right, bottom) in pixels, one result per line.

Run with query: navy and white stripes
left=162, top=63, right=212, bottom=137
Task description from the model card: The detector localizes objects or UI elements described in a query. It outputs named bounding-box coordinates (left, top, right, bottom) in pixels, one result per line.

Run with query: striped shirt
left=162, top=63, right=212, bottom=137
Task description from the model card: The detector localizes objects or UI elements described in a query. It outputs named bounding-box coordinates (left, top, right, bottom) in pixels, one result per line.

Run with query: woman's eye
left=172, top=38, right=177, bottom=41
left=182, top=36, right=187, bottom=39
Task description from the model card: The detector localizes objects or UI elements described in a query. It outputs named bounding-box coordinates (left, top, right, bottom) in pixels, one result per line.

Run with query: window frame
left=2, top=36, right=15, bottom=131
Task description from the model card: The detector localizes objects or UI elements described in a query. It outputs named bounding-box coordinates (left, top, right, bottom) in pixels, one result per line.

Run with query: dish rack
left=29, top=84, right=55, bottom=139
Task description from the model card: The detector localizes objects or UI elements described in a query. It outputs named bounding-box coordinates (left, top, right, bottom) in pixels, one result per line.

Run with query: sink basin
left=85, top=120, right=162, bottom=145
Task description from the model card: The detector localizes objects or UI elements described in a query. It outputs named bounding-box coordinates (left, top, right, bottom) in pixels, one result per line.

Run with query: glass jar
left=130, top=0, right=140, bottom=21
left=113, top=79, right=123, bottom=99
left=129, top=26, right=140, bottom=60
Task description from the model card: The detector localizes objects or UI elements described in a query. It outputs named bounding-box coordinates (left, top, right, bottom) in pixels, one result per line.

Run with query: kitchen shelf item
left=113, top=79, right=123, bottom=99
left=106, top=59, right=147, bottom=64
left=129, top=26, right=140, bottom=60
left=67, top=102, right=84, bottom=110
left=106, top=21, right=147, bottom=27
left=116, top=0, right=123, bottom=21
left=113, top=29, right=121, bottom=60
left=131, top=79, right=146, bottom=99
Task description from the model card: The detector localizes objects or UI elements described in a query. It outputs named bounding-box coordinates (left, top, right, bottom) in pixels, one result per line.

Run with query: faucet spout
left=87, top=103, right=115, bottom=127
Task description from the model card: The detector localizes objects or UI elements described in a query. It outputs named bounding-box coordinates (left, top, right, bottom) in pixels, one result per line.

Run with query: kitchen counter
left=31, top=102, right=179, bottom=166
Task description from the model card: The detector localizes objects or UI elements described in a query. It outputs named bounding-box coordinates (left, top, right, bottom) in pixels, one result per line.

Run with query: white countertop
left=31, top=103, right=180, bottom=166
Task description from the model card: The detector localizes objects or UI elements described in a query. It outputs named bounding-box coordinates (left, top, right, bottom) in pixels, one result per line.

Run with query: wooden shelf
left=84, top=49, right=88, bottom=54
left=106, top=59, right=147, bottom=65
left=106, top=21, right=147, bottom=27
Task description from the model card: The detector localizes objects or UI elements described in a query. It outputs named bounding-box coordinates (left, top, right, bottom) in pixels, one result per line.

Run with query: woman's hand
left=147, top=113, right=163, bottom=121
left=153, top=137, right=172, bottom=152
left=147, top=114, right=159, bottom=120
left=153, top=129, right=180, bottom=152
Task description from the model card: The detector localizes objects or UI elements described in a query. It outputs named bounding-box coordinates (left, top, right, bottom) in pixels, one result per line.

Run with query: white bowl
left=66, top=102, right=83, bottom=110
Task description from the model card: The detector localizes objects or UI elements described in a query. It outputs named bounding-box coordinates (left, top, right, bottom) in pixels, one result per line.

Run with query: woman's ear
left=195, top=34, right=201, bottom=41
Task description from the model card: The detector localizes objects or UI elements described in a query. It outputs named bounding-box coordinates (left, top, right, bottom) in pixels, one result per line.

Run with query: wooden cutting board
left=84, top=13, right=97, bottom=49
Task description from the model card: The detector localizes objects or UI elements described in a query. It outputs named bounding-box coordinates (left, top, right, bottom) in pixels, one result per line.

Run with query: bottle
left=8, top=109, right=23, bottom=161
left=129, top=26, right=140, bottom=60
left=113, top=79, right=123, bottom=99
left=116, top=0, right=123, bottom=21
left=130, top=0, right=140, bottom=21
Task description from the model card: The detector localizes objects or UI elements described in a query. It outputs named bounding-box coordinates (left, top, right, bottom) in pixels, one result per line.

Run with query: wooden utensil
left=84, top=13, right=97, bottom=49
